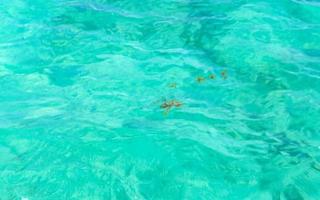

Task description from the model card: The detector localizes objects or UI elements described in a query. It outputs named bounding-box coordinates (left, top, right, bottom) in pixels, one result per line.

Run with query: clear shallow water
left=0, top=0, right=320, bottom=199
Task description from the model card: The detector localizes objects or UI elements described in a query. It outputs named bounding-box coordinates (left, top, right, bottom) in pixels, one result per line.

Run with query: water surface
left=0, top=0, right=320, bottom=199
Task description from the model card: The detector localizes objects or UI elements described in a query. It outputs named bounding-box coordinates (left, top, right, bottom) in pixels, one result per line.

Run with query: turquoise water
left=1, top=0, right=320, bottom=199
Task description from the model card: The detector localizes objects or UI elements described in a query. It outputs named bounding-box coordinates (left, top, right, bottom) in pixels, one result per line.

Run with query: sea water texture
left=0, top=0, right=320, bottom=199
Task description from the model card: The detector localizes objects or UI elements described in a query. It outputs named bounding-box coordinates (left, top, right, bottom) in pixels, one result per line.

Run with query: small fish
left=173, top=101, right=182, bottom=107
left=168, top=83, right=177, bottom=88
left=208, top=74, right=215, bottom=79
left=196, top=76, right=205, bottom=83
left=160, top=100, right=183, bottom=115
left=160, top=101, right=172, bottom=109
left=221, top=70, right=228, bottom=79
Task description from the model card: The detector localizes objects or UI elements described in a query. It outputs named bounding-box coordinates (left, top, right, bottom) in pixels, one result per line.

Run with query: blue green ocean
left=1, top=0, right=320, bottom=199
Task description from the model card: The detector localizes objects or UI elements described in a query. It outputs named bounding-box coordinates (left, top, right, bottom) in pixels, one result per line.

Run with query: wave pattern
left=0, top=0, right=320, bottom=199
